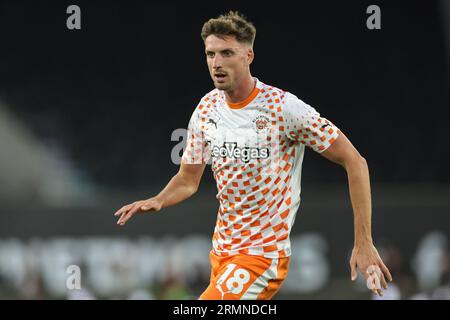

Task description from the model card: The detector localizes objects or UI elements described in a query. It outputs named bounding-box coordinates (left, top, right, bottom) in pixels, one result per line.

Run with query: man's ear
left=247, top=47, right=254, bottom=65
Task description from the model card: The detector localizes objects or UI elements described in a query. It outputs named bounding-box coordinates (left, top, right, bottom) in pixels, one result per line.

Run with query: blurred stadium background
left=0, top=0, right=449, bottom=299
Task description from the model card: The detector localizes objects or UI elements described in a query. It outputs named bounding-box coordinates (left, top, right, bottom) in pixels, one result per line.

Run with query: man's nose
left=212, top=55, right=222, bottom=69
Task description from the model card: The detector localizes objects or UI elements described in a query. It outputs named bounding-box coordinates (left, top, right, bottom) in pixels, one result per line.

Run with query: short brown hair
left=201, top=11, right=256, bottom=46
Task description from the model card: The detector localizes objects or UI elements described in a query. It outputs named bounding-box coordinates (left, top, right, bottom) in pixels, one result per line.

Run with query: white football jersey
left=182, top=78, right=340, bottom=258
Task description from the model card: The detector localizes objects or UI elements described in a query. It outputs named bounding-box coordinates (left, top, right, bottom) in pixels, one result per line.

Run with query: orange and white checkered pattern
left=182, top=79, right=340, bottom=259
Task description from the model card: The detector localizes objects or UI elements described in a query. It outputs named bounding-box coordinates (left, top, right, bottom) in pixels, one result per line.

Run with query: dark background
left=1, top=0, right=448, bottom=187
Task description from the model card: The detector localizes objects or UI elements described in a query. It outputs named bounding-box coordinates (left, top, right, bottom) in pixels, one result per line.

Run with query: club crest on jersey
left=252, top=114, right=270, bottom=133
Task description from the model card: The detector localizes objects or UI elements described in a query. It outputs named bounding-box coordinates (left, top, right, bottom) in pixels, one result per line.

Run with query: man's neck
left=225, top=75, right=256, bottom=104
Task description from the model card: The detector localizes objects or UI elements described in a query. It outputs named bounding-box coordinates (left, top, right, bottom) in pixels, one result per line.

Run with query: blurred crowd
left=0, top=231, right=448, bottom=300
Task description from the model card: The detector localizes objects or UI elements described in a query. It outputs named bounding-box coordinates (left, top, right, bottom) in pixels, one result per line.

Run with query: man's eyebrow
left=205, top=47, right=238, bottom=52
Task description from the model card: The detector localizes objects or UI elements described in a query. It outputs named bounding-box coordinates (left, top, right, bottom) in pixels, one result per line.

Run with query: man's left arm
left=321, top=132, right=393, bottom=296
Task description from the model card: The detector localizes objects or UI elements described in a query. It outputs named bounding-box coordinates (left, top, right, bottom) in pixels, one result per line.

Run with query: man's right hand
left=114, top=163, right=206, bottom=227
left=114, top=197, right=163, bottom=226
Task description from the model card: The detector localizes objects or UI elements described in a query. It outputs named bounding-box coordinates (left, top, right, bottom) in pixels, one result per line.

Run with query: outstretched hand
left=350, top=242, right=393, bottom=296
left=114, top=198, right=163, bottom=226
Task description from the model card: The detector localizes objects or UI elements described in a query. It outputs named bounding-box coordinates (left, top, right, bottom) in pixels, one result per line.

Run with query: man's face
left=204, top=35, right=253, bottom=91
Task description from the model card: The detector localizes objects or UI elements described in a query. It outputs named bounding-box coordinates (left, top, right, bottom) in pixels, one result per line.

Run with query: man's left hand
left=350, top=242, right=393, bottom=296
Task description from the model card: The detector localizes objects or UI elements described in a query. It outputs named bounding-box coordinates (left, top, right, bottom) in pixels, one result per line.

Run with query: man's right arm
left=114, top=162, right=207, bottom=226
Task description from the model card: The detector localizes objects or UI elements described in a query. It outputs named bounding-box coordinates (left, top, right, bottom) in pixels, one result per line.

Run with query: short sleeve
left=181, top=106, right=211, bottom=164
left=283, top=93, right=340, bottom=153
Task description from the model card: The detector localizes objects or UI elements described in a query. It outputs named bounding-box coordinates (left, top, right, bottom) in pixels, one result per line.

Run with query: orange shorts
left=199, top=251, right=290, bottom=300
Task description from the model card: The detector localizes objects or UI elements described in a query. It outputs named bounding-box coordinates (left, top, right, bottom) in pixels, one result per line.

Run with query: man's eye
left=222, top=51, right=232, bottom=57
left=207, top=52, right=215, bottom=58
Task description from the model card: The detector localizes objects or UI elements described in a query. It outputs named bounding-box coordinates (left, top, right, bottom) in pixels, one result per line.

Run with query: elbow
left=349, top=155, right=368, bottom=173
left=343, top=154, right=367, bottom=171
left=185, top=177, right=200, bottom=196
left=175, top=172, right=200, bottom=197
left=358, top=155, right=367, bottom=166
left=190, top=183, right=199, bottom=195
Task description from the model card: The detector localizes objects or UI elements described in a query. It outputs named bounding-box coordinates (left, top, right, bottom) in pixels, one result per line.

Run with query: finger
left=380, top=273, right=388, bottom=290
left=350, top=260, right=357, bottom=281
left=117, top=204, right=136, bottom=224
left=380, top=261, right=393, bottom=282
left=121, top=212, right=136, bottom=225
left=369, top=276, right=382, bottom=296
left=369, top=278, right=380, bottom=296
left=120, top=203, right=142, bottom=224
left=117, top=212, right=126, bottom=225
left=373, top=268, right=382, bottom=290
left=118, top=211, right=133, bottom=225
left=114, top=204, right=132, bottom=216
left=126, top=203, right=143, bottom=217
left=114, top=206, right=127, bottom=216
left=117, top=211, right=129, bottom=224
left=371, top=265, right=382, bottom=278
left=365, top=266, right=373, bottom=278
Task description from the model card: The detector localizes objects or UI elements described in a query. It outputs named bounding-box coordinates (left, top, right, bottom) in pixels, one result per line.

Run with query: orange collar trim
left=226, top=87, right=260, bottom=109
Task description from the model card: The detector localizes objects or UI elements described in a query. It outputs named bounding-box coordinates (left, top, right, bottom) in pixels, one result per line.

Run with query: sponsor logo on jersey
left=209, top=142, right=270, bottom=163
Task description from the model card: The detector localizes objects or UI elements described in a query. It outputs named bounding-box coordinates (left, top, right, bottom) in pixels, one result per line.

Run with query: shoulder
left=278, top=91, right=320, bottom=124
left=258, top=81, right=287, bottom=101
left=257, top=81, right=309, bottom=109
left=257, top=80, right=314, bottom=116
left=283, top=91, right=316, bottom=111
left=199, top=88, right=221, bottom=106
left=189, top=88, right=221, bottom=118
